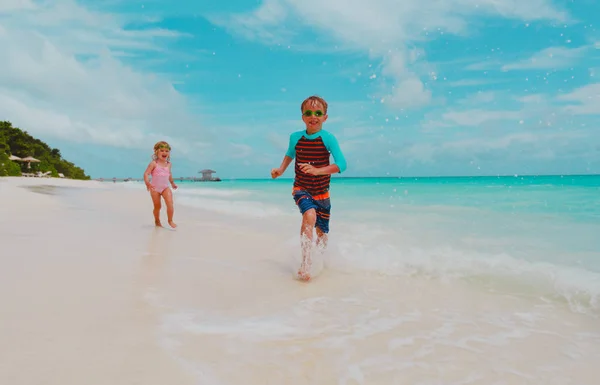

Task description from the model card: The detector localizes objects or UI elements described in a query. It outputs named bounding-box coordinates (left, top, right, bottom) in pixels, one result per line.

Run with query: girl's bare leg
left=150, top=190, right=162, bottom=227
left=162, top=188, right=177, bottom=228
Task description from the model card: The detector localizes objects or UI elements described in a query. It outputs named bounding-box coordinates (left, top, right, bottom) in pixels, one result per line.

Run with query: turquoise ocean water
left=125, top=175, right=600, bottom=314
left=113, top=174, right=600, bottom=382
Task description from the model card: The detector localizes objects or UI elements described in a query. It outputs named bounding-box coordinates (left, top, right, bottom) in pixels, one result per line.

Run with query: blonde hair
left=152, top=141, right=171, bottom=162
left=301, top=95, right=328, bottom=113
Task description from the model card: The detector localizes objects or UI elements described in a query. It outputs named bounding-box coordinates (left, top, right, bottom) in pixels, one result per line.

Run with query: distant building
left=199, top=169, right=220, bottom=181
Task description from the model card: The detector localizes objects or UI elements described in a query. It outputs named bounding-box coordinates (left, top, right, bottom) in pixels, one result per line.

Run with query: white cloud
left=211, top=0, right=291, bottom=45
left=442, top=109, right=523, bottom=126
left=446, top=79, right=503, bottom=87
left=0, top=0, right=204, bottom=158
left=557, top=83, right=600, bottom=115
left=501, top=46, right=590, bottom=71
left=516, top=94, right=547, bottom=104
left=441, top=131, right=573, bottom=152
left=457, top=91, right=497, bottom=105
left=227, top=143, right=254, bottom=159
left=0, top=0, right=36, bottom=12
left=468, top=44, right=595, bottom=73
left=421, top=88, right=565, bottom=130
left=209, top=0, right=568, bottom=110
left=393, top=130, right=589, bottom=165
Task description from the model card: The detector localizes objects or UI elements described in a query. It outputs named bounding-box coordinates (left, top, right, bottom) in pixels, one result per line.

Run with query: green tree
left=0, top=121, right=90, bottom=180
left=0, top=152, right=22, bottom=176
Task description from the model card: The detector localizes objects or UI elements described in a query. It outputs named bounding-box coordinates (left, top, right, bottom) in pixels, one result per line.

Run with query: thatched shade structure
left=20, top=156, right=40, bottom=169
left=198, top=169, right=216, bottom=181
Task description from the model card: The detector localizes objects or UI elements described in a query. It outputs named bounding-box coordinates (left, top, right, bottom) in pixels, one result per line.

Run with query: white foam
left=324, top=234, right=600, bottom=315
left=120, top=180, right=252, bottom=197
left=157, top=288, right=600, bottom=384
left=177, top=186, right=253, bottom=198
left=148, top=180, right=600, bottom=316
left=177, top=196, right=290, bottom=218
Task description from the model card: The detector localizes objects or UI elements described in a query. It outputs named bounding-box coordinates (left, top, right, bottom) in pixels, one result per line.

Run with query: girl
left=143, top=141, right=178, bottom=228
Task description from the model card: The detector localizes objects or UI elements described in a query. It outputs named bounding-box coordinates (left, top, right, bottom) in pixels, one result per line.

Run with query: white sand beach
left=1, top=177, right=599, bottom=385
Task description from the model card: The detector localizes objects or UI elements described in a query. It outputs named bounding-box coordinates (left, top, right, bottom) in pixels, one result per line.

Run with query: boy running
left=271, top=95, right=347, bottom=281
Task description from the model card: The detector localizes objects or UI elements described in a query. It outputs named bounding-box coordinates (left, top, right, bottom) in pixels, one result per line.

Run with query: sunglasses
left=158, top=144, right=171, bottom=150
left=303, top=109, right=325, bottom=117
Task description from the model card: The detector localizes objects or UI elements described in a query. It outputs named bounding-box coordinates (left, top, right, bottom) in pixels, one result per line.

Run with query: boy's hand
left=271, top=167, right=283, bottom=179
left=298, top=163, right=320, bottom=175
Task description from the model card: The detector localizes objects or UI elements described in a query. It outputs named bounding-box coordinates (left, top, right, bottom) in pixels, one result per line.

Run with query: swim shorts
left=293, top=190, right=331, bottom=233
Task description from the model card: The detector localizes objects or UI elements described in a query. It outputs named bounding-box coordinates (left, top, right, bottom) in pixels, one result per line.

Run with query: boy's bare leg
left=150, top=190, right=162, bottom=227
left=299, top=209, right=316, bottom=279
left=162, top=188, right=177, bottom=228
left=316, top=228, right=328, bottom=253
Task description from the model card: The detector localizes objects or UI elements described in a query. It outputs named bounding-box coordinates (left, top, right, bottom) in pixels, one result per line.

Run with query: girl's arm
left=169, top=163, right=178, bottom=189
left=143, top=161, right=155, bottom=189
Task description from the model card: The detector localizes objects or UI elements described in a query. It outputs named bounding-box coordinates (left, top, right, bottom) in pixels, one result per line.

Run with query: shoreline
left=88, top=173, right=600, bottom=182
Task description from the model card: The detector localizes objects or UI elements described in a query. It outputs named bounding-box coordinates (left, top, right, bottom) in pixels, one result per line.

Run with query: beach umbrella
left=9, top=155, right=22, bottom=161
left=20, top=156, right=40, bottom=169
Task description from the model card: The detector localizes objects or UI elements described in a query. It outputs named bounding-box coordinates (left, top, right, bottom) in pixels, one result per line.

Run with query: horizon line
left=93, top=173, right=600, bottom=180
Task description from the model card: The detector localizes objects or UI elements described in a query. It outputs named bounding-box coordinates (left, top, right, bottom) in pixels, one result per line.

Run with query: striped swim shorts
left=293, top=189, right=331, bottom=233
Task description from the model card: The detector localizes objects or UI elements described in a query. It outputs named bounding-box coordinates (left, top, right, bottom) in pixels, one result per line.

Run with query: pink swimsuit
left=151, top=162, right=171, bottom=193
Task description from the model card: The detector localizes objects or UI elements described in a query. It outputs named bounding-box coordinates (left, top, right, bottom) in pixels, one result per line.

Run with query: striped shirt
left=285, top=129, right=347, bottom=197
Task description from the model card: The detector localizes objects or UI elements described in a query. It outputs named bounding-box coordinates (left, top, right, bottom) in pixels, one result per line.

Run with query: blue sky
left=0, top=0, right=599, bottom=178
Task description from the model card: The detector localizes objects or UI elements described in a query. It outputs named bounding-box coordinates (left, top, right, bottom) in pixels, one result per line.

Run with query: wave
left=120, top=180, right=254, bottom=198
left=177, top=197, right=291, bottom=218
left=325, top=232, right=600, bottom=316
left=122, top=179, right=600, bottom=315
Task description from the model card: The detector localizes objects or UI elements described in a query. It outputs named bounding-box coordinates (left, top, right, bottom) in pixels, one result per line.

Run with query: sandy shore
left=1, top=177, right=599, bottom=385
left=0, top=177, right=320, bottom=385
left=0, top=178, right=194, bottom=384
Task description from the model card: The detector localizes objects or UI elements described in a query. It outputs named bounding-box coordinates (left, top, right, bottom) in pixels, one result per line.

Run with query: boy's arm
left=313, top=164, right=341, bottom=175
left=319, top=132, right=347, bottom=175
left=278, top=155, right=293, bottom=173
left=277, top=132, right=300, bottom=173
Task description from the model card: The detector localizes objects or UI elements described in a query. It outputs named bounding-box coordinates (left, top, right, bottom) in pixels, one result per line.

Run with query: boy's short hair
left=301, top=95, right=328, bottom=114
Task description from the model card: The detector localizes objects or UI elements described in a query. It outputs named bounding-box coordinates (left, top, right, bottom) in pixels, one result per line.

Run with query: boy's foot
left=297, top=269, right=311, bottom=281
left=155, top=220, right=163, bottom=227
left=168, top=221, right=177, bottom=228
left=297, top=260, right=311, bottom=281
